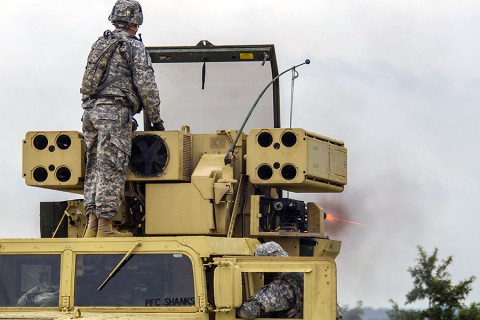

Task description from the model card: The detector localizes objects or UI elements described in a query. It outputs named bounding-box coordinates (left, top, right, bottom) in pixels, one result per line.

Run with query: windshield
left=147, top=43, right=280, bottom=134
left=0, top=254, right=60, bottom=307
left=74, top=253, right=195, bottom=307
left=153, top=62, right=275, bottom=133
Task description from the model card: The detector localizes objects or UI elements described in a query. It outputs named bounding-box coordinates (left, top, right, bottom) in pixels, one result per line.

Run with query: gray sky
left=2, top=0, right=480, bottom=309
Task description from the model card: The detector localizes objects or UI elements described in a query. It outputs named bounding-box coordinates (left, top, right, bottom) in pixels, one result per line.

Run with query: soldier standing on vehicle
left=237, top=242, right=304, bottom=319
left=81, top=0, right=165, bottom=237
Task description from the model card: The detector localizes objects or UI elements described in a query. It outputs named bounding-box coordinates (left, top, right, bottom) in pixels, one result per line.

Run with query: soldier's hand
left=152, top=120, right=165, bottom=131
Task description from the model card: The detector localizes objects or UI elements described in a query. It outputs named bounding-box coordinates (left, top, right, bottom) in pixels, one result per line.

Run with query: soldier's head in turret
left=254, top=242, right=289, bottom=284
left=109, top=0, right=143, bottom=35
left=254, top=242, right=289, bottom=257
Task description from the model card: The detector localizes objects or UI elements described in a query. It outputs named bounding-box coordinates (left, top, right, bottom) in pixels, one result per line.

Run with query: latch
left=61, top=296, right=70, bottom=312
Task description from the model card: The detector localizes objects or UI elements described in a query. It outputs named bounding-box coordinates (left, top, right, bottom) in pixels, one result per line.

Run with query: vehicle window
left=0, top=254, right=60, bottom=307
left=153, top=62, right=275, bottom=133
left=74, top=253, right=195, bottom=307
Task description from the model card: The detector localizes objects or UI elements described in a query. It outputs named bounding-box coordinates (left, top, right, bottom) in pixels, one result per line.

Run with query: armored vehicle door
left=213, top=256, right=338, bottom=320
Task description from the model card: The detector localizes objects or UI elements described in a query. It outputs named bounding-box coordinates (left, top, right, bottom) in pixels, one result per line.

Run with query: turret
left=22, top=42, right=347, bottom=258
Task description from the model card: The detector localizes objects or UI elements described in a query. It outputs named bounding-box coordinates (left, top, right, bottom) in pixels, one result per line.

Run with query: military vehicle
left=1, top=41, right=347, bottom=319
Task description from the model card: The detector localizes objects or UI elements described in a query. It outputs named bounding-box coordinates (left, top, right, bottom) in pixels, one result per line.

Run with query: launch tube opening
left=281, top=131, right=297, bottom=147
left=257, top=131, right=273, bottom=148
left=33, top=134, right=48, bottom=150
left=33, top=167, right=48, bottom=182
left=56, top=134, right=72, bottom=150
left=281, top=164, right=297, bottom=180
left=257, top=164, right=273, bottom=180
left=56, top=167, right=71, bottom=182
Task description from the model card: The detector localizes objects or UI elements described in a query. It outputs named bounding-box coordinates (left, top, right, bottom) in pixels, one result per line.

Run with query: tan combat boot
left=84, top=213, right=98, bottom=238
left=97, top=217, right=133, bottom=237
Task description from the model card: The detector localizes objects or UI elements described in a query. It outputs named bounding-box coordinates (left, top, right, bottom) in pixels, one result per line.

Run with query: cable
left=289, top=68, right=299, bottom=128
left=224, top=59, right=310, bottom=165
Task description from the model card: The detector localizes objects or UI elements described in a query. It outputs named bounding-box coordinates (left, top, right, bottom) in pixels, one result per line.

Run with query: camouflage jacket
left=82, top=29, right=162, bottom=124
left=237, top=272, right=304, bottom=319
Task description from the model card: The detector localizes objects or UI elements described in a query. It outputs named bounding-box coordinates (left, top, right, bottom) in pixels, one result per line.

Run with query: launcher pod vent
left=130, top=134, right=169, bottom=177
left=127, top=130, right=192, bottom=182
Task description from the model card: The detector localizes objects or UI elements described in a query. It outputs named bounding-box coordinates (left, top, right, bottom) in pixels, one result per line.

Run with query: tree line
left=342, top=246, right=480, bottom=320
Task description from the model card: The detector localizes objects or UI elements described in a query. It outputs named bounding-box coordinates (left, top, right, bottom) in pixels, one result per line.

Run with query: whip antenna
left=289, top=67, right=300, bottom=128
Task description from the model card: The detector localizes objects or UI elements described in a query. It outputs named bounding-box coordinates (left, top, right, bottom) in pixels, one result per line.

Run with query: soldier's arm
left=237, top=279, right=296, bottom=319
left=237, top=300, right=263, bottom=320
left=130, top=40, right=163, bottom=125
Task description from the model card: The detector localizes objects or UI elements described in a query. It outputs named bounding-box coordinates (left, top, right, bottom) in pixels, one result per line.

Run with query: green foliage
left=387, top=299, right=423, bottom=320
left=342, top=300, right=364, bottom=320
left=388, top=246, right=480, bottom=320
left=458, top=303, right=480, bottom=320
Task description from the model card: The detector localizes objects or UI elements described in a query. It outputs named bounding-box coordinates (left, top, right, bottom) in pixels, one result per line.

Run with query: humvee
left=1, top=41, right=347, bottom=319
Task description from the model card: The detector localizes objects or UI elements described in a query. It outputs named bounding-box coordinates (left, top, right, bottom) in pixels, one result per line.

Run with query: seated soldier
left=237, top=242, right=304, bottom=319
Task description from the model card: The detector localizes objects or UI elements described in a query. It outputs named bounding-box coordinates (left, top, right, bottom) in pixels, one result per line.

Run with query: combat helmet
left=254, top=242, right=289, bottom=257
left=108, top=0, right=143, bottom=26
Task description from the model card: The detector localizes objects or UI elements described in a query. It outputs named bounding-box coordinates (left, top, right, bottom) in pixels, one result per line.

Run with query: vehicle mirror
left=213, top=263, right=242, bottom=308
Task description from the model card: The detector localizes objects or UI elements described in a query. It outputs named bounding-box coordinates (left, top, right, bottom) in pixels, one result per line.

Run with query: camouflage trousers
left=82, top=101, right=132, bottom=219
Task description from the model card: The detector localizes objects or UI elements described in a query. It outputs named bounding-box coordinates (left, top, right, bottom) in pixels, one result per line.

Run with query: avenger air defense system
left=1, top=41, right=347, bottom=319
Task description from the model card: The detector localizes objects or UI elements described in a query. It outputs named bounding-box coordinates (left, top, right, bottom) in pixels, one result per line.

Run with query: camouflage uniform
left=237, top=242, right=304, bottom=319
left=82, top=29, right=161, bottom=219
